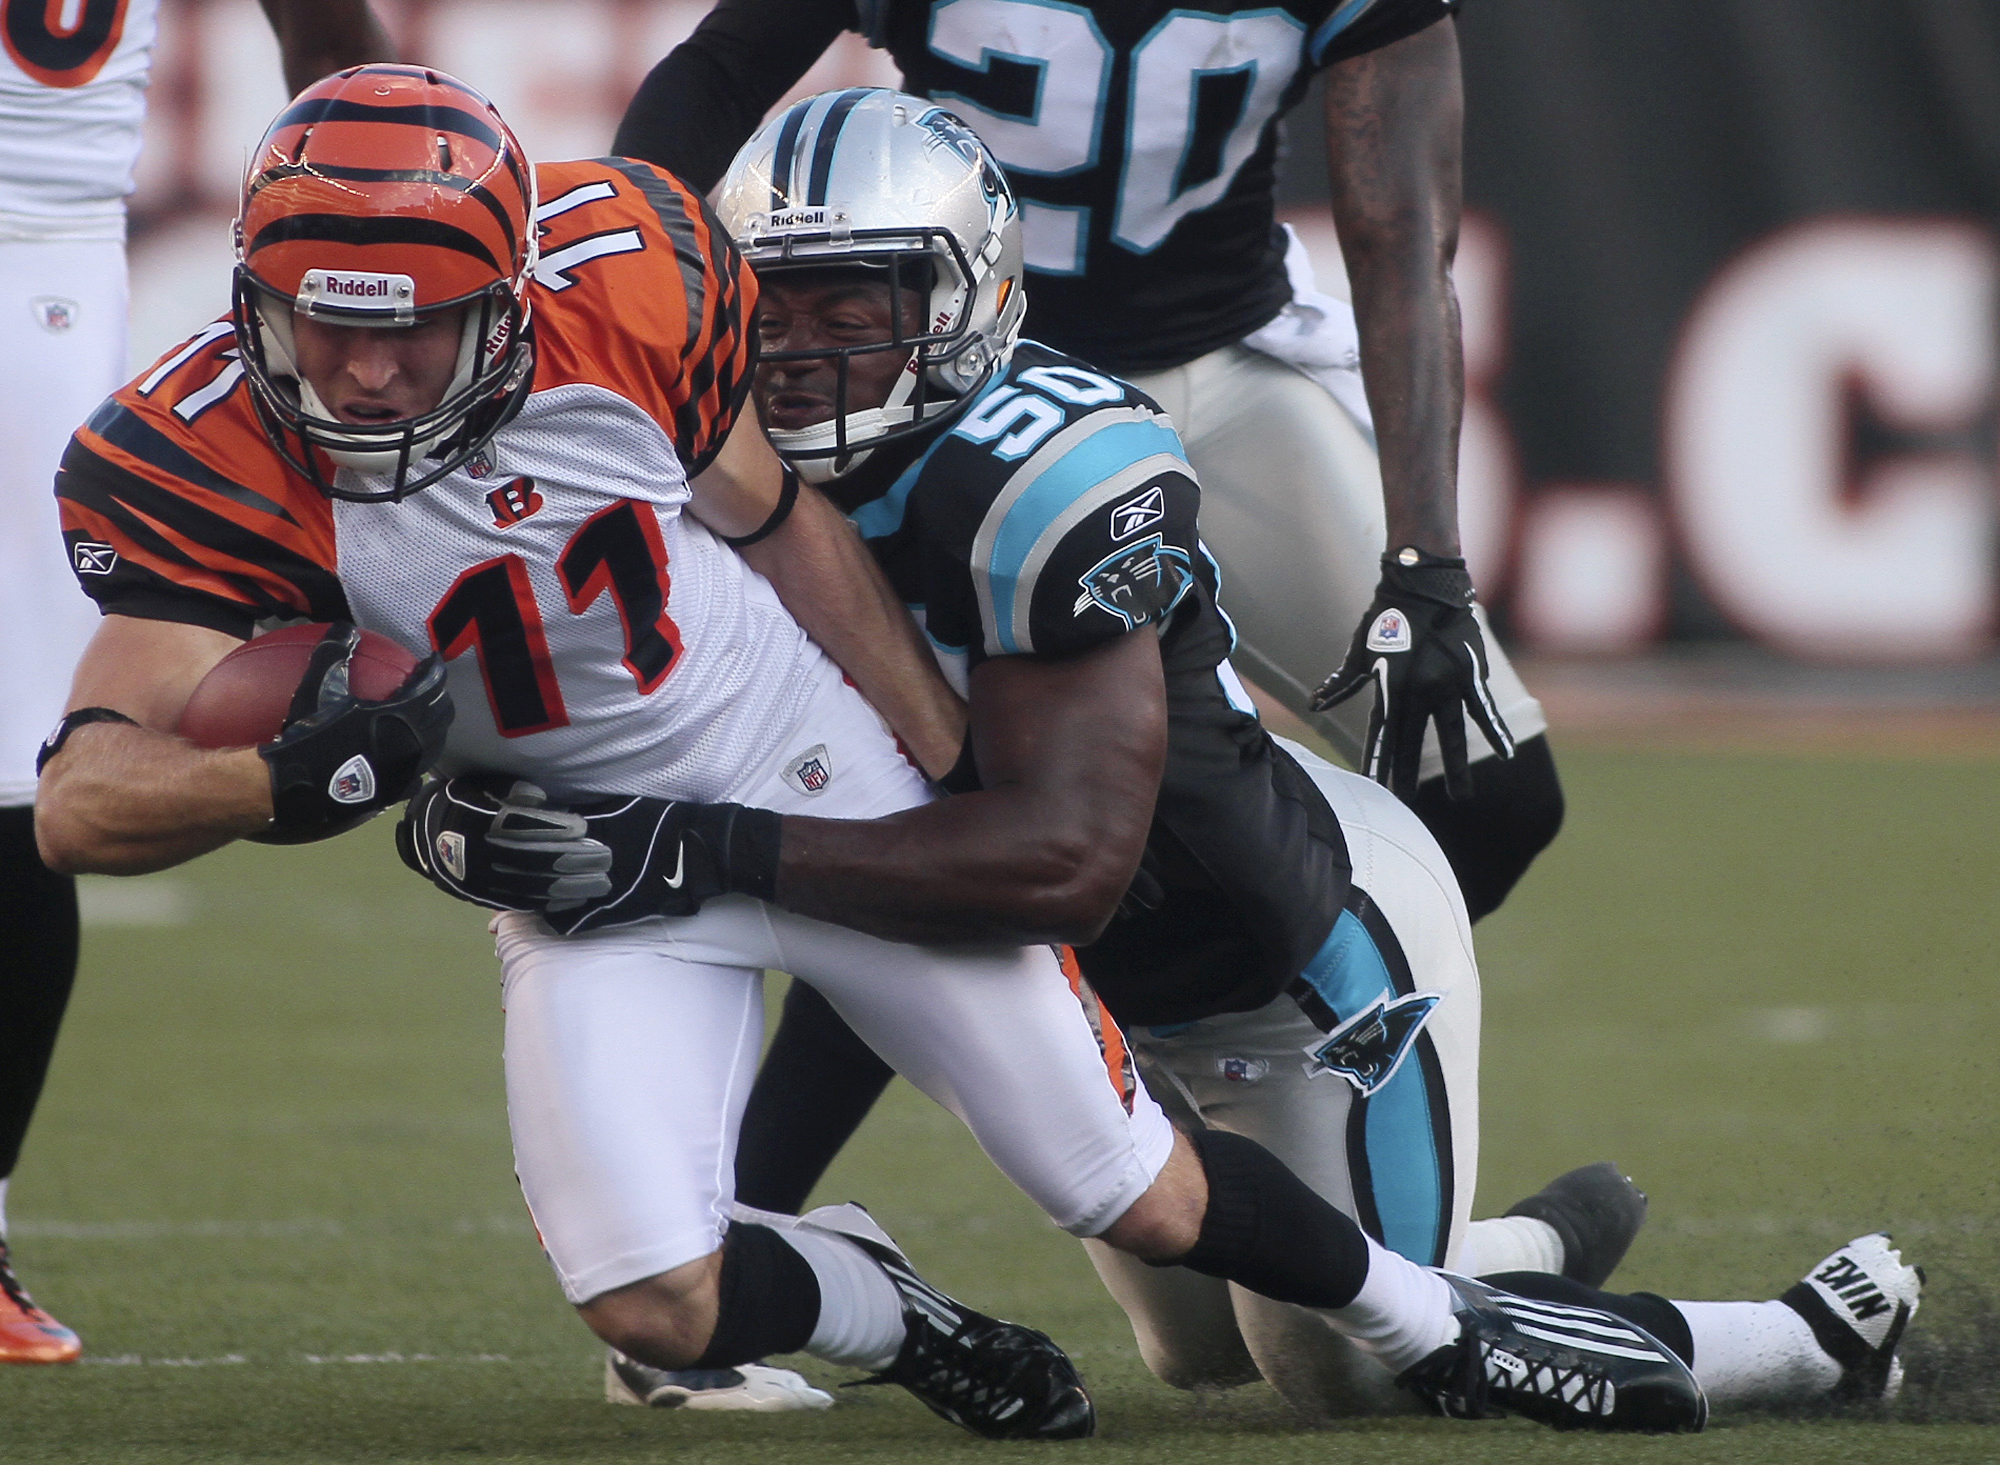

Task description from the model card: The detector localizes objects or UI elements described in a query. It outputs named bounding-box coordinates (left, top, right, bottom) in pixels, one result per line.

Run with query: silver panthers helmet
left=716, top=88, right=1026, bottom=481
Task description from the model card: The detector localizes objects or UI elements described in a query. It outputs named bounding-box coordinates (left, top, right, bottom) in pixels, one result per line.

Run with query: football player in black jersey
left=419, top=91, right=1918, bottom=1428
left=614, top=0, right=1563, bottom=922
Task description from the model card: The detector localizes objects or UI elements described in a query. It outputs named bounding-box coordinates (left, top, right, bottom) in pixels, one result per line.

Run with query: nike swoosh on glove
left=1311, top=551, right=1514, bottom=802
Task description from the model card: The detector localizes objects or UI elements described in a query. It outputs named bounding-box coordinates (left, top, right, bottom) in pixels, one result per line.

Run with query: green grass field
left=5, top=747, right=1997, bottom=1462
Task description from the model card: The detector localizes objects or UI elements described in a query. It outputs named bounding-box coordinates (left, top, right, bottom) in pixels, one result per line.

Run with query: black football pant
left=0, top=806, right=79, bottom=1188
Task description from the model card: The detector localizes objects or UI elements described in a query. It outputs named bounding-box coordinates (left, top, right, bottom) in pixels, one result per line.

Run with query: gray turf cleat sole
left=1504, top=1162, right=1648, bottom=1288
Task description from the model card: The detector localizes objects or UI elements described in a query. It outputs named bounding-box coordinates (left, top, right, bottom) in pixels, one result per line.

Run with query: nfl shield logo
left=327, top=754, right=377, bottom=806
left=783, top=744, right=834, bottom=796
left=32, top=297, right=77, bottom=333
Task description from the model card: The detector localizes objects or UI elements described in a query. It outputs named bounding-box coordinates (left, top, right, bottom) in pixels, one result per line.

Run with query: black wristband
left=718, top=469, right=800, bottom=549
left=683, top=802, right=784, bottom=902
left=1381, top=548, right=1474, bottom=608
left=36, top=707, right=139, bottom=775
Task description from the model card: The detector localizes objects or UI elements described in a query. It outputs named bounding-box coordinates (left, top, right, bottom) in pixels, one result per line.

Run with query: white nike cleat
left=1779, top=1232, right=1923, bottom=1402
left=605, top=1350, right=833, bottom=1412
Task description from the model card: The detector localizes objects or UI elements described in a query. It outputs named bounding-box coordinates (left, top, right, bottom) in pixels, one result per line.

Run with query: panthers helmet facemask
left=717, top=89, right=1026, bottom=483
left=233, top=65, right=539, bottom=504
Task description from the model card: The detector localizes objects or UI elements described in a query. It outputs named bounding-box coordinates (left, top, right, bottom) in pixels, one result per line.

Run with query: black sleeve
left=1021, top=468, right=1203, bottom=659
left=611, top=0, right=858, bottom=194
left=1314, top=0, right=1462, bottom=70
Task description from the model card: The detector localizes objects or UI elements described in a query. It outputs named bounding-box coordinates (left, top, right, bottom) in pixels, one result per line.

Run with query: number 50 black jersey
left=826, top=340, right=1351, bottom=1026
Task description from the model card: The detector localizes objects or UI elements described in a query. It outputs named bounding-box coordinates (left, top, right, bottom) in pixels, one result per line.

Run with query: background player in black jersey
left=613, top=0, right=1562, bottom=921
left=419, top=90, right=1919, bottom=1426
left=0, top=0, right=391, bottom=1366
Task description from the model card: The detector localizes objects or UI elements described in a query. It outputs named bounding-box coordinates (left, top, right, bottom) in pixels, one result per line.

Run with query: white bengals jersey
left=0, top=0, right=156, bottom=230
left=54, top=157, right=922, bottom=815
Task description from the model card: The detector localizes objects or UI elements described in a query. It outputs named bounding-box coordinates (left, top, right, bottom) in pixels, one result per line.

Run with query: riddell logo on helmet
left=298, top=269, right=417, bottom=316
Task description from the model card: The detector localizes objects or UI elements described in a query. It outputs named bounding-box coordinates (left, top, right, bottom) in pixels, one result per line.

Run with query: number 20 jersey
left=824, top=341, right=1350, bottom=1027
left=872, top=0, right=1461, bottom=372
left=55, top=158, right=874, bottom=808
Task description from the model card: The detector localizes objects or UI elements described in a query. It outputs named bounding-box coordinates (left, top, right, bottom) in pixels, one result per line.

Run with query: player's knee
left=1101, top=1130, right=1207, bottom=1262
left=576, top=1253, right=724, bottom=1369
left=1413, top=734, right=1564, bottom=921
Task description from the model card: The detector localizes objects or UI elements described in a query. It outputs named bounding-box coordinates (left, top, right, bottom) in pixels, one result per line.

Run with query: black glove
left=257, top=623, right=453, bottom=844
left=1311, top=550, right=1515, bottom=803
left=398, top=775, right=782, bottom=934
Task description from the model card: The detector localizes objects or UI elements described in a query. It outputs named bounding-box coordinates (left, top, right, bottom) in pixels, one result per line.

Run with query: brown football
left=177, top=624, right=424, bottom=749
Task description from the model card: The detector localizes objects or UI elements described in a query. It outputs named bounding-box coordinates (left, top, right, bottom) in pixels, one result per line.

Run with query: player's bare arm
left=257, top=0, right=396, bottom=98
left=690, top=415, right=967, bottom=778
left=776, top=627, right=1165, bottom=945
left=1322, top=17, right=1464, bottom=558
left=34, top=617, right=270, bottom=875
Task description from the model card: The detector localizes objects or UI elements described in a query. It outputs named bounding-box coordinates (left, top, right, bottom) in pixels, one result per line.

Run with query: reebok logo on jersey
left=1366, top=608, right=1411, bottom=652
left=1110, top=486, right=1166, bottom=540
left=487, top=477, right=544, bottom=527
left=297, top=269, right=417, bottom=321
left=1303, top=990, right=1443, bottom=1095
left=328, top=755, right=377, bottom=806
left=783, top=744, right=833, bottom=796
left=72, top=541, right=118, bottom=575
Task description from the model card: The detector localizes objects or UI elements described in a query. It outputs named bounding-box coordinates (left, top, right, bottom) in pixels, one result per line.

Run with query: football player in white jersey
left=0, top=0, right=390, bottom=1366
left=36, top=69, right=1720, bottom=1438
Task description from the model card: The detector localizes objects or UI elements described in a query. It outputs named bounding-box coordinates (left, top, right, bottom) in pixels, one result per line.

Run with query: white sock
left=1323, top=1233, right=1461, bottom=1373
left=1674, top=1299, right=1841, bottom=1406
left=734, top=1204, right=905, bottom=1372
left=1454, top=1215, right=1564, bottom=1276
left=0, top=1175, right=9, bottom=1239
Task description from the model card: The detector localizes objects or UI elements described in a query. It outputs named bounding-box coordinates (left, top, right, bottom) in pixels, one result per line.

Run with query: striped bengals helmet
left=232, top=66, right=539, bottom=503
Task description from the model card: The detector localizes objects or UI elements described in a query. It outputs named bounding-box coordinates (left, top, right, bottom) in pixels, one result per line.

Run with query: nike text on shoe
left=0, top=1242, right=81, bottom=1365
left=1780, top=1232, right=1923, bottom=1403
left=1398, top=1274, right=1706, bottom=1433
left=604, top=1349, right=833, bottom=1411
left=801, top=1203, right=1095, bottom=1440
left=1504, top=1162, right=1648, bottom=1288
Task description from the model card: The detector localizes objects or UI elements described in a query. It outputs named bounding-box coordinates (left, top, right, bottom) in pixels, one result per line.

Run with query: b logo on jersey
left=1110, top=486, right=1166, bottom=540
left=783, top=744, right=834, bottom=796
left=1303, top=990, right=1443, bottom=1095
left=1072, top=534, right=1195, bottom=630
left=487, top=477, right=544, bottom=528
left=72, top=540, right=117, bottom=574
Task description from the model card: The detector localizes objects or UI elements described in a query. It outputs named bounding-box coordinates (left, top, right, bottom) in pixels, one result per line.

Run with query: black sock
left=734, top=980, right=894, bottom=1214
left=1411, top=734, right=1564, bottom=921
left=689, top=1221, right=824, bottom=1369
left=1481, top=1270, right=1695, bottom=1367
left=1173, top=1128, right=1372, bottom=1309
left=0, top=806, right=79, bottom=1188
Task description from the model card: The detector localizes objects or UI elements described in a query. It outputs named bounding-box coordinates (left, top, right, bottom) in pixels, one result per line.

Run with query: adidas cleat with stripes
left=1780, top=1232, right=1923, bottom=1403
left=1398, top=1274, right=1707, bottom=1433
left=798, top=1203, right=1095, bottom=1440
left=604, top=1349, right=833, bottom=1411
left=0, top=1241, right=81, bottom=1365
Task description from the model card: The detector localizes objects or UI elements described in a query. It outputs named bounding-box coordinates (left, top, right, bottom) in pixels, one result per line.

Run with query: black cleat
left=1504, top=1162, right=1648, bottom=1287
left=800, top=1203, right=1095, bottom=1440
left=1779, top=1233, right=1923, bottom=1403
left=1398, top=1274, right=1706, bottom=1433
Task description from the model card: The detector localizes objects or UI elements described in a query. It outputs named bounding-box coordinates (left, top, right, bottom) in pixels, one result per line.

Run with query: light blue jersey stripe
left=1297, top=907, right=1445, bottom=1266
left=1309, top=0, right=1380, bottom=65
left=984, top=417, right=1187, bottom=652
